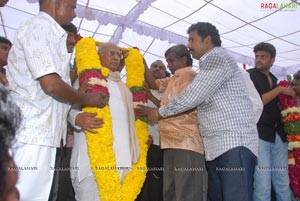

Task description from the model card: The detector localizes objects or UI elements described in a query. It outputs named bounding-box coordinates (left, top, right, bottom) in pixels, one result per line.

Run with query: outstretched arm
left=262, top=86, right=295, bottom=105
left=39, top=73, right=105, bottom=108
left=143, top=59, right=159, bottom=90
left=159, top=55, right=231, bottom=118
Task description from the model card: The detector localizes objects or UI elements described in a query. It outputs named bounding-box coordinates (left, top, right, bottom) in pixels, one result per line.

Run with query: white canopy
left=1, top=0, right=299, bottom=80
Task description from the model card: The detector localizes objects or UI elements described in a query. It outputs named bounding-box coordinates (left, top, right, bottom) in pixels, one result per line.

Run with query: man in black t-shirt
left=248, top=42, right=294, bottom=201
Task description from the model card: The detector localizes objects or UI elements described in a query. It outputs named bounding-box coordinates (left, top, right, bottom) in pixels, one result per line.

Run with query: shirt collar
left=199, top=47, right=219, bottom=62
left=253, top=67, right=278, bottom=82
left=173, top=66, right=193, bottom=77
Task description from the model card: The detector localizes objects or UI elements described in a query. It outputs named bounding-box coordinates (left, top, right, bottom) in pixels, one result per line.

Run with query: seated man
left=70, top=42, right=140, bottom=201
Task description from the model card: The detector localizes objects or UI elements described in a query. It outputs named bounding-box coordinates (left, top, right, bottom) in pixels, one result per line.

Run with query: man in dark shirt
left=248, top=42, right=294, bottom=201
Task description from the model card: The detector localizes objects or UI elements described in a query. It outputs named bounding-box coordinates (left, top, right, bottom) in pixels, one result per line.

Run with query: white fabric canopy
left=1, top=0, right=299, bottom=80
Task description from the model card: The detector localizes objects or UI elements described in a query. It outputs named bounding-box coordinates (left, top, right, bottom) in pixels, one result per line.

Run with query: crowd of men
left=0, top=0, right=297, bottom=201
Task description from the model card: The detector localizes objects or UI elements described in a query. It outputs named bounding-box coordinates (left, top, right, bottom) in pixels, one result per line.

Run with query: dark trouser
left=48, top=145, right=75, bottom=201
left=206, top=146, right=256, bottom=201
left=136, top=144, right=164, bottom=201
left=163, top=148, right=206, bottom=201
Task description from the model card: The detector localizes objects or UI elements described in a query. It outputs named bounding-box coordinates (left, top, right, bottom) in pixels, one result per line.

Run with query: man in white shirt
left=70, top=42, right=140, bottom=201
left=6, top=0, right=105, bottom=200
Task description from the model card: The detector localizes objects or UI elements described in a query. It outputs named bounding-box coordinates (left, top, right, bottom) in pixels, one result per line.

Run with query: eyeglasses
left=102, top=51, right=123, bottom=59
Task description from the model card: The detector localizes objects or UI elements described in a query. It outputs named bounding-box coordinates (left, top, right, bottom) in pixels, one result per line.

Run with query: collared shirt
left=157, top=67, right=204, bottom=154
left=159, top=47, right=259, bottom=161
left=6, top=12, right=70, bottom=147
left=247, top=68, right=286, bottom=143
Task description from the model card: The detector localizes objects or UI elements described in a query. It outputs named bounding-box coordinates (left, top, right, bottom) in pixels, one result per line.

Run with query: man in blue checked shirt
left=139, top=22, right=260, bottom=201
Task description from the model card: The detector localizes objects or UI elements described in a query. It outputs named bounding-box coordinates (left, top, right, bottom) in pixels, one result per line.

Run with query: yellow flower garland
left=75, top=38, right=148, bottom=201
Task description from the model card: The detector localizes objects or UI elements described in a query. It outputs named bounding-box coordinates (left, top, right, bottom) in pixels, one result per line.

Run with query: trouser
left=49, top=144, right=75, bottom=201
left=253, top=134, right=291, bottom=201
left=13, top=142, right=56, bottom=201
left=163, top=148, right=206, bottom=201
left=207, top=146, right=256, bottom=201
left=136, top=144, right=164, bottom=201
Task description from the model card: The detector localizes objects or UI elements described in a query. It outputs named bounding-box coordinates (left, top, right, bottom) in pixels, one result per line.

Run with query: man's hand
left=0, top=71, right=8, bottom=85
left=78, top=80, right=93, bottom=93
left=85, top=92, right=107, bottom=108
left=280, top=86, right=296, bottom=97
left=146, top=135, right=153, bottom=146
left=136, top=105, right=160, bottom=123
left=119, top=49, right=129, bottom=72
left=75, top=112, right=104, bottom=133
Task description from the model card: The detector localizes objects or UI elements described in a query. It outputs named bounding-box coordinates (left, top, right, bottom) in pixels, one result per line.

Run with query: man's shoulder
left=21, top=12, right=59, bottom=33
left=247, top=68, right=260, bottom=76
left=176, top=67, right=196, bottom=77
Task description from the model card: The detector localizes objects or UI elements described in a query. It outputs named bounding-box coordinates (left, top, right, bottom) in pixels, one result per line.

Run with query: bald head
left=150, top=60, right=167, bottom=79
left=39, top=0, right=77, bottom=25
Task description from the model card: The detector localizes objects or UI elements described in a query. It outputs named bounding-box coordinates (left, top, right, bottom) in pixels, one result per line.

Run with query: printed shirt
left=6, top=12, right=71, bottom=147
left=157, top=67, right=204, bottom=154
left=159, top=47, right=259, bottom=161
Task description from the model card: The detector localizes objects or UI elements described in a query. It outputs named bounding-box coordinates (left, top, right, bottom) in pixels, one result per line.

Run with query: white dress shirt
left=6, top=11, right=71, bottom=147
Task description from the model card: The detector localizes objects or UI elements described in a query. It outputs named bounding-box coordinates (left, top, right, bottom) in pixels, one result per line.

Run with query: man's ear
left=180, top=55, right=187, bottom=65
left=204, top=35, right=211, bottom=45
left=270, top=57, right=275, bottom=66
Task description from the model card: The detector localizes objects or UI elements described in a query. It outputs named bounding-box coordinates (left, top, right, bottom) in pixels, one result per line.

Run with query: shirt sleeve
left=159, top=53, right=232, bottom=117
left=68, top=80, right=83, bottom=130
left=22, top=24, right=58, bottom=80
left=241, top=69, right=263, bottom=123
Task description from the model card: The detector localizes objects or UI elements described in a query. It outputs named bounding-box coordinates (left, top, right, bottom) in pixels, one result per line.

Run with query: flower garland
left=278, top=80, right=300, bottom=197
left=75, top=37, right=148, bottom=201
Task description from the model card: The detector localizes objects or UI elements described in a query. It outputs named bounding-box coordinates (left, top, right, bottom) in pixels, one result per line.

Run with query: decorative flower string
left=75, top=38, right=148, bottom=201
left=278, top=80, right=300, bottom=197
